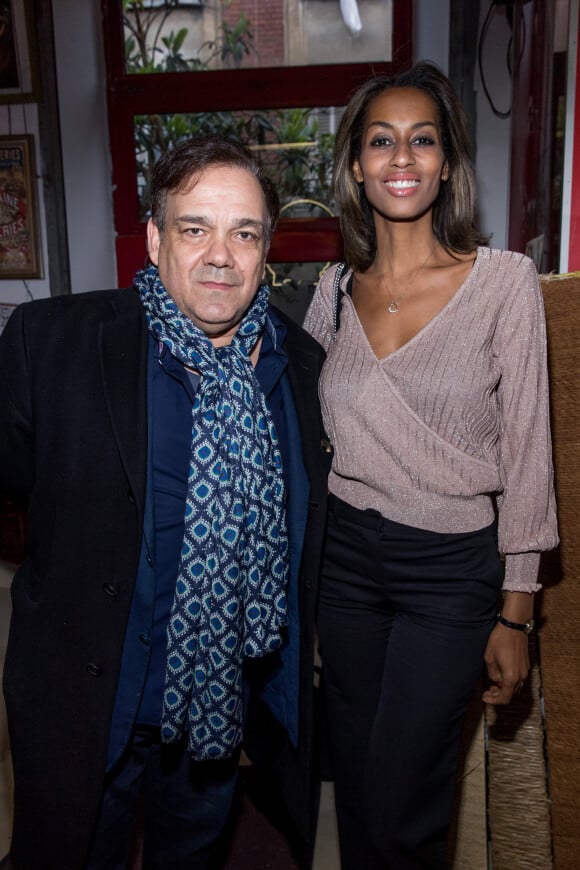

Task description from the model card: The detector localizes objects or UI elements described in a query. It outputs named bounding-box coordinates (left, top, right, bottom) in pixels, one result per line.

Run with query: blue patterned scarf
left=135, top=265, right=289, bottom=760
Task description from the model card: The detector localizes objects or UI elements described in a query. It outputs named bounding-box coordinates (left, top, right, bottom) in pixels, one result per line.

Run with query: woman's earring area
left=352, top=159, right=363, bottom=184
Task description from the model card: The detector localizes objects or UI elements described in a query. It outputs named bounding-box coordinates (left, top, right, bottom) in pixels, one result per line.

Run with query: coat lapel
left=283, top=323, right=327, bottom=481
left=98, top=291, right=149, bottom=513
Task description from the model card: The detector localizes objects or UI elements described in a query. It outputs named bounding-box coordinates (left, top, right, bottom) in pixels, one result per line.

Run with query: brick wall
left=223, top=0, right=285, bottom=68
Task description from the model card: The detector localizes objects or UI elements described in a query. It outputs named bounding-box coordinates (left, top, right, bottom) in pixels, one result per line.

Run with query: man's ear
left=147, top=218, right=161, bottom=266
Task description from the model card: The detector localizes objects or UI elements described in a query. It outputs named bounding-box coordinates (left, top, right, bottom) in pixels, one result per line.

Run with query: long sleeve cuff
left=502, top=551, right=542, bottom=592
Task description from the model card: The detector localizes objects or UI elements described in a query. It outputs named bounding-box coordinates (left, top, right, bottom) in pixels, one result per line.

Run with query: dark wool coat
left=0, top=288, right=330, bottom=870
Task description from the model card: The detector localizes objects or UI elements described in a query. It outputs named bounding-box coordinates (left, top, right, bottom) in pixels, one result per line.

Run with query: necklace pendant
left=387, top=300, right=399, bottom=314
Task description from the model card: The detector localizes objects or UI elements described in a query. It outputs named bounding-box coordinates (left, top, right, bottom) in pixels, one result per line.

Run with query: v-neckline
left=344, top=248, right=482, bottom=362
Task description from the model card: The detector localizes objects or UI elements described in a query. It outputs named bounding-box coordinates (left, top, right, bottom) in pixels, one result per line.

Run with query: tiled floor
left=0, top=561, right=340, bottom=868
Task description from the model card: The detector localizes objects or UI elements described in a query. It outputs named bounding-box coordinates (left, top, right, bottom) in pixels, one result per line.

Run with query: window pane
left=123, top=0, right=393, bottom=74
left=134, top=107, right=340, bottom=221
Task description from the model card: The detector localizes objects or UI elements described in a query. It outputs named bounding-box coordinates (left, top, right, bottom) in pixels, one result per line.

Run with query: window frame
left=100, top=0, right=413, bottom=285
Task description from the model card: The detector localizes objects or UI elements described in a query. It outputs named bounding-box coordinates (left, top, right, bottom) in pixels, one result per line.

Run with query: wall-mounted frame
left=0, top=135, right=42, bottom=278
left=0, top=0, right=41, bottom=103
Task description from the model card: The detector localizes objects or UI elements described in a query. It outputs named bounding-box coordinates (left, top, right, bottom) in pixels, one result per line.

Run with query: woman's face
left=352, top=87, right=449, bottom=224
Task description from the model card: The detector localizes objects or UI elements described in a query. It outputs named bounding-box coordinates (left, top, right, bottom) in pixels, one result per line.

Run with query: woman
left=303, top=62, right=558, bottom=869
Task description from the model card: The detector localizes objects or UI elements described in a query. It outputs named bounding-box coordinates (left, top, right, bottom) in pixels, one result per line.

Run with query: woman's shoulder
left=477, top=246, right=537, bottom=277
left=473, top=248, right=547, bottom=337
left=318, top=261, right=353, bottom=290
left=470, top=247, right=540, bottom=301
left=303, top=262, right=353, bottom=345
left=310, top=262, right=353, bottom=310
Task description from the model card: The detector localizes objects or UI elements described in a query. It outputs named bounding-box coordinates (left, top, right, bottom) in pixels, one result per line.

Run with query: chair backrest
left=536, top=272, right=580, bottom=868
left=451, top=272, right=580, bottom=870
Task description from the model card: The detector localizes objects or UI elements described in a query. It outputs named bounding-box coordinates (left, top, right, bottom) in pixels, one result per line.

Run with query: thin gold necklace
left=384, top=248, right=434, bottom=314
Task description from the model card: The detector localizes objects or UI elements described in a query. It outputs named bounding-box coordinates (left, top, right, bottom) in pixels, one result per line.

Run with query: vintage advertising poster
left=0, top=135, right=42, bottom=278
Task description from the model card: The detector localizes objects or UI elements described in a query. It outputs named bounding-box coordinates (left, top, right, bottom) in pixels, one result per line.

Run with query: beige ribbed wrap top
left=303, top=247, right=558, bottom=593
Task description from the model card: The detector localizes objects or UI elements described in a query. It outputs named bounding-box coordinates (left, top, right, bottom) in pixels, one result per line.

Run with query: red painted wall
left=508, top=0, right=555, bottom=268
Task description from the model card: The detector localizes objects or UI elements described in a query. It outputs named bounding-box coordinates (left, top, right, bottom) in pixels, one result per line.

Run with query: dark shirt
left=107, top=314, right=291, bottom=768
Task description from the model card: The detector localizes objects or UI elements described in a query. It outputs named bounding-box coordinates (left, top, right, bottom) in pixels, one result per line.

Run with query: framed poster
left=0, top=0, right=41, bottom=103
left=0, top=135, right=42, bottom=278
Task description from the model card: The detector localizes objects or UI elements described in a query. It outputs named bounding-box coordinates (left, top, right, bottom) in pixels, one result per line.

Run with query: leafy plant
left=202, top=6, right=254, bottom=68
left=123, top=0, right=334, bottom=222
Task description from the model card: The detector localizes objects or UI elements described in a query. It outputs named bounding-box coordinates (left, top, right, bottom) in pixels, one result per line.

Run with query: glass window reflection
left=134, top=107, right=341, bottom=221
left=123, top=0, right=393, bottom=74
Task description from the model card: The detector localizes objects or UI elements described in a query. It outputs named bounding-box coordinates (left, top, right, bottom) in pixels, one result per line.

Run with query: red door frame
left=565, top=1, right=580, bottom=271
left=507, top=0, right=555, bottom=267
left=100, top=1, right=413, bottom=286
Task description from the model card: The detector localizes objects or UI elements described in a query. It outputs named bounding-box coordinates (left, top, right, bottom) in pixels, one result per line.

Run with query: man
left=0, top=138, right=329, bottom=869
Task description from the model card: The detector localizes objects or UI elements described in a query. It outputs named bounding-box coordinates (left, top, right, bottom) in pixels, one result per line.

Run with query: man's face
left=147, top=165, right=269, bottom=347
